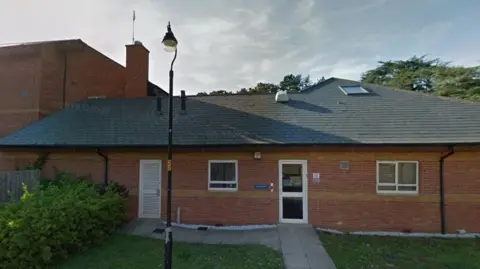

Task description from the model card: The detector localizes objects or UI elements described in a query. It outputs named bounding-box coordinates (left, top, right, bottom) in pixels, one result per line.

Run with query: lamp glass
left=163, top=39, right=177, bottom=52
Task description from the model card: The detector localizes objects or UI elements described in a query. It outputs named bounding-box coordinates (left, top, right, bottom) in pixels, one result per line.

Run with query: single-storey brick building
left=1, top=75, right=479, bottom=233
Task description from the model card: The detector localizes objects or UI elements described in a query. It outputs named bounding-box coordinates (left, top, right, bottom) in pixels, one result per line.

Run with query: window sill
left=208, top=188, right=238, bottom=192
left=376, top=191, right=419, bottom=196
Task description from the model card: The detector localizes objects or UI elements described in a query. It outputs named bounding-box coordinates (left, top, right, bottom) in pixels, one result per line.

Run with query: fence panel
left=0, top=170, right=40, bottom=203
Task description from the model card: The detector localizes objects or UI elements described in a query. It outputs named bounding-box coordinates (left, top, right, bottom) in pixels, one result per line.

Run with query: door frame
left=138, top=159, right=162, bottom=218
left=278, top=160, right=308, bottom=224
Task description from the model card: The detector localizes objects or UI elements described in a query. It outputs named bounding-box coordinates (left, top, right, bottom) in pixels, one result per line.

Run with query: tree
left=279, top=74, right=313, bottom=92
left=434, top=66, right=480, bottom=101
left=249, top=83, right=280, bottom=94
left=361, top=55, right=447, bottom=92
left=196, top=74, right=319, bottom=96
left=361, top=55, right=480, bottom=101
left=197, top=90, right=233, bottom=96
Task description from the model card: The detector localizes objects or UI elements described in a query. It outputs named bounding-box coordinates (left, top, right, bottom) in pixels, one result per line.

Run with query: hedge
left=0, top=178, right=127, bottom=269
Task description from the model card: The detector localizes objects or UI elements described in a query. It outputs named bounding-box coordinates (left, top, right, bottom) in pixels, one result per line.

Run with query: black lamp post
left=161, top=21, right=178, bottom=269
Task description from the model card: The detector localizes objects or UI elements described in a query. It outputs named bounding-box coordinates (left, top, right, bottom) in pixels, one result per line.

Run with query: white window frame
left=376, top=161, right=419, bottom=194
left=208, top=160, right=238, bottom=191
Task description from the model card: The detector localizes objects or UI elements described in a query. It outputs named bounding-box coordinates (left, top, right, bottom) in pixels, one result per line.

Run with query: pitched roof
left=1, top=78, right=479, bottom=147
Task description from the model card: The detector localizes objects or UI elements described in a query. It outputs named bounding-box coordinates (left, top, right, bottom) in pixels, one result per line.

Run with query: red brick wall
left=64, top=44, right=125, bottom=105
left=0, top=47, right=42, bottom=137
left=3, top=148, right=479, bottom=233
left=38, top=43, right=65, bottom=116
left=307, top=152, right=441, bottom=232
left=444, top=155, right=480, bottom=233
left=0, top=40, right=126, bottom=137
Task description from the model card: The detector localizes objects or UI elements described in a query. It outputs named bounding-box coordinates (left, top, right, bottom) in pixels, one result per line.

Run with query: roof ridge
left=299, top=77, right=339, bottom=93
left=190, top=92, right=277, bottom=98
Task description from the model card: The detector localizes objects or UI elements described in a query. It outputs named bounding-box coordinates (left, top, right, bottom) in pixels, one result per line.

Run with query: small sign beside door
left=254, top=184, right=269, bottom=189
left=312, top=172, right=320, bottom=184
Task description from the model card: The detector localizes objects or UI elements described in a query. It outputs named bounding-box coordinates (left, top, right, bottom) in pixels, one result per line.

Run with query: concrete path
left=278, top=224, right=336, bottom=269
left=121, top=219, right=336, bottom=269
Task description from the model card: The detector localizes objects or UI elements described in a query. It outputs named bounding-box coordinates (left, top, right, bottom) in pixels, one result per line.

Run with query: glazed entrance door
left=279, top=160, right=308, bottom=223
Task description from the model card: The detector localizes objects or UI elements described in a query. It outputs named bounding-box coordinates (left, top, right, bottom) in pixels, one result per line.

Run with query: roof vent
left=275, top=90, right=289, bottom=102
left=134, top=40, right=143, bottom=45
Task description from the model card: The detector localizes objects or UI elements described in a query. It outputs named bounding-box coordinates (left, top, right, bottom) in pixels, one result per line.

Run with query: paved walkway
left=278, top=224, right=336, bottom=269
left=122, top=219, right=336, bottom=269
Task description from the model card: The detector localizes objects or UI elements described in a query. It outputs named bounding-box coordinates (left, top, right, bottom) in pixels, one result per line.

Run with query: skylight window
left=339, top=86, right=369, bottom=95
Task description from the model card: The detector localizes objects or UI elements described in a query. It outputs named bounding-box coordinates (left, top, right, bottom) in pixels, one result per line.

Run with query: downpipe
left=439, top=146, right=455, bottom=234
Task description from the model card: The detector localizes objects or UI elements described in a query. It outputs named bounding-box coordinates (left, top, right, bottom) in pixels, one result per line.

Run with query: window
left=208, top=160, right=238, bottom=191
left=339, top=85, right=369, bottom=95
left=377, top=161, right=418, bottom=194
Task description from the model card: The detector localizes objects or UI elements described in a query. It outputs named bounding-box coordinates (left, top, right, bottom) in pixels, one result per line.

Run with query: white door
left=279, top=160, right=308, bottom=223
left=139, top=160, right=162, bottom=218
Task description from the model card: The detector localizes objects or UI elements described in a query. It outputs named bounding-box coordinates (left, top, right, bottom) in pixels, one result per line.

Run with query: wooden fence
left=0, top=170, right=40, bottom=203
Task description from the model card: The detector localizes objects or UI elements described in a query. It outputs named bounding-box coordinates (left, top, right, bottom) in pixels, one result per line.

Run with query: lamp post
left=162, top=21, right=178, bottom=269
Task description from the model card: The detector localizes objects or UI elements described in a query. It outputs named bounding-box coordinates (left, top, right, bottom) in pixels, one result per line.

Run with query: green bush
left=0, top=178, right=127, bottom=269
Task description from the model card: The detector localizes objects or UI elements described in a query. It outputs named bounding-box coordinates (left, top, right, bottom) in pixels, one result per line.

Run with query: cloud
left=189, top=73, right=217, bottom=85
left=328, top=0, right=388, bottom=16
left=298, top=55, right=327, bottom=70
left=311, top=59, right=376, bottom=80
left=415, top=21, right=453, bottom=48
left=0, top=0, right=476, bottom=95
left=294, top=0, right=315, bottom=18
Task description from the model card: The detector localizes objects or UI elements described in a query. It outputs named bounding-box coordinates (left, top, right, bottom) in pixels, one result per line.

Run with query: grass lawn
left=318, top=232, right=480, bottom=269
left=54, top=233, right=285, bottom=269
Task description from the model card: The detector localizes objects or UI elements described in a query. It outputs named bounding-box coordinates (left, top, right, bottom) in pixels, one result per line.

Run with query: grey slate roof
left=1, top=77, right=480, bottom=147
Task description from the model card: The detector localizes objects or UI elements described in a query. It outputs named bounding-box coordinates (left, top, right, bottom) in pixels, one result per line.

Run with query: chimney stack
left=125, top=41, right=149, bottom=98
left=181, top=90, right=186, bottom=113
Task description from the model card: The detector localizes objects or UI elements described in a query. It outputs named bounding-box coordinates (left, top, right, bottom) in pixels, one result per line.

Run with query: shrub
left=0, top=177, right=127, bottom=269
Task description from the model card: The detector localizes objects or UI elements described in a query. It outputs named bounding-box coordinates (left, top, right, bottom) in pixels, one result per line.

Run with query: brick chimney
left=125, top=41, right=149, bottom=97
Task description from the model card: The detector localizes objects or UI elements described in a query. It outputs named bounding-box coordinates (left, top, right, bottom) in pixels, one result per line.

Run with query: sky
left=0, top=0, right=479, bottom=95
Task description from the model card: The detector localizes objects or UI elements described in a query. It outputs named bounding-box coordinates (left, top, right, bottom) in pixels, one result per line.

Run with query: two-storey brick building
left=0, top=39, right=165, bottom=138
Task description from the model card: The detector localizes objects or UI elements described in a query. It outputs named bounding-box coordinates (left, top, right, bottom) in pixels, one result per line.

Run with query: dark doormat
left=153, top=228, right=165, bottom=234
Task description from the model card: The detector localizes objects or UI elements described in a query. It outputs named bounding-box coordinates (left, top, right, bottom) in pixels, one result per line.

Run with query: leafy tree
left=250, top=82, right=280, bottom=94
left=196, top=74, right=316, bottom=96
left=434, top=66, right=480, bottom=101
left=197, top=90, right=233, bottom=96
left=361, top=55, right=448, bottom=92
left=279, top=74, right=313, bottom=92
left=361, top=55, right=480, bottom=101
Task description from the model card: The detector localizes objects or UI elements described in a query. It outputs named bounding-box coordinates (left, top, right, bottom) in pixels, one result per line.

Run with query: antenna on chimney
left=132, top=10, right=136, bottom=44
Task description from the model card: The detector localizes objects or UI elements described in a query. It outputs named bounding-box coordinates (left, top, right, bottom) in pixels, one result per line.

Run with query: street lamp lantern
left=163, top=21, right=177, bottom=269
left=162, top=22, right=178, bottom=52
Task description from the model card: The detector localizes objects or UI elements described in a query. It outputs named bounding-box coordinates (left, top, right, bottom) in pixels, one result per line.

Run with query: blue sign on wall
left=254, top=184, right=269, bottom=189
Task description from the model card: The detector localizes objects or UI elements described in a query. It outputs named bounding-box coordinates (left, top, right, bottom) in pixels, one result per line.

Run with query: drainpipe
left=96, top=149, right=109, bottom=186
left=439, top=145, right=455, bottom=234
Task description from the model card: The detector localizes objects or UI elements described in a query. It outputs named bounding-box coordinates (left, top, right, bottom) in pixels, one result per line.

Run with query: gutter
left=439, top=145, right=455, bottom=234
left=96, top=149, right=109, bottom=186
left=0, top=142, right=479, bottom=149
